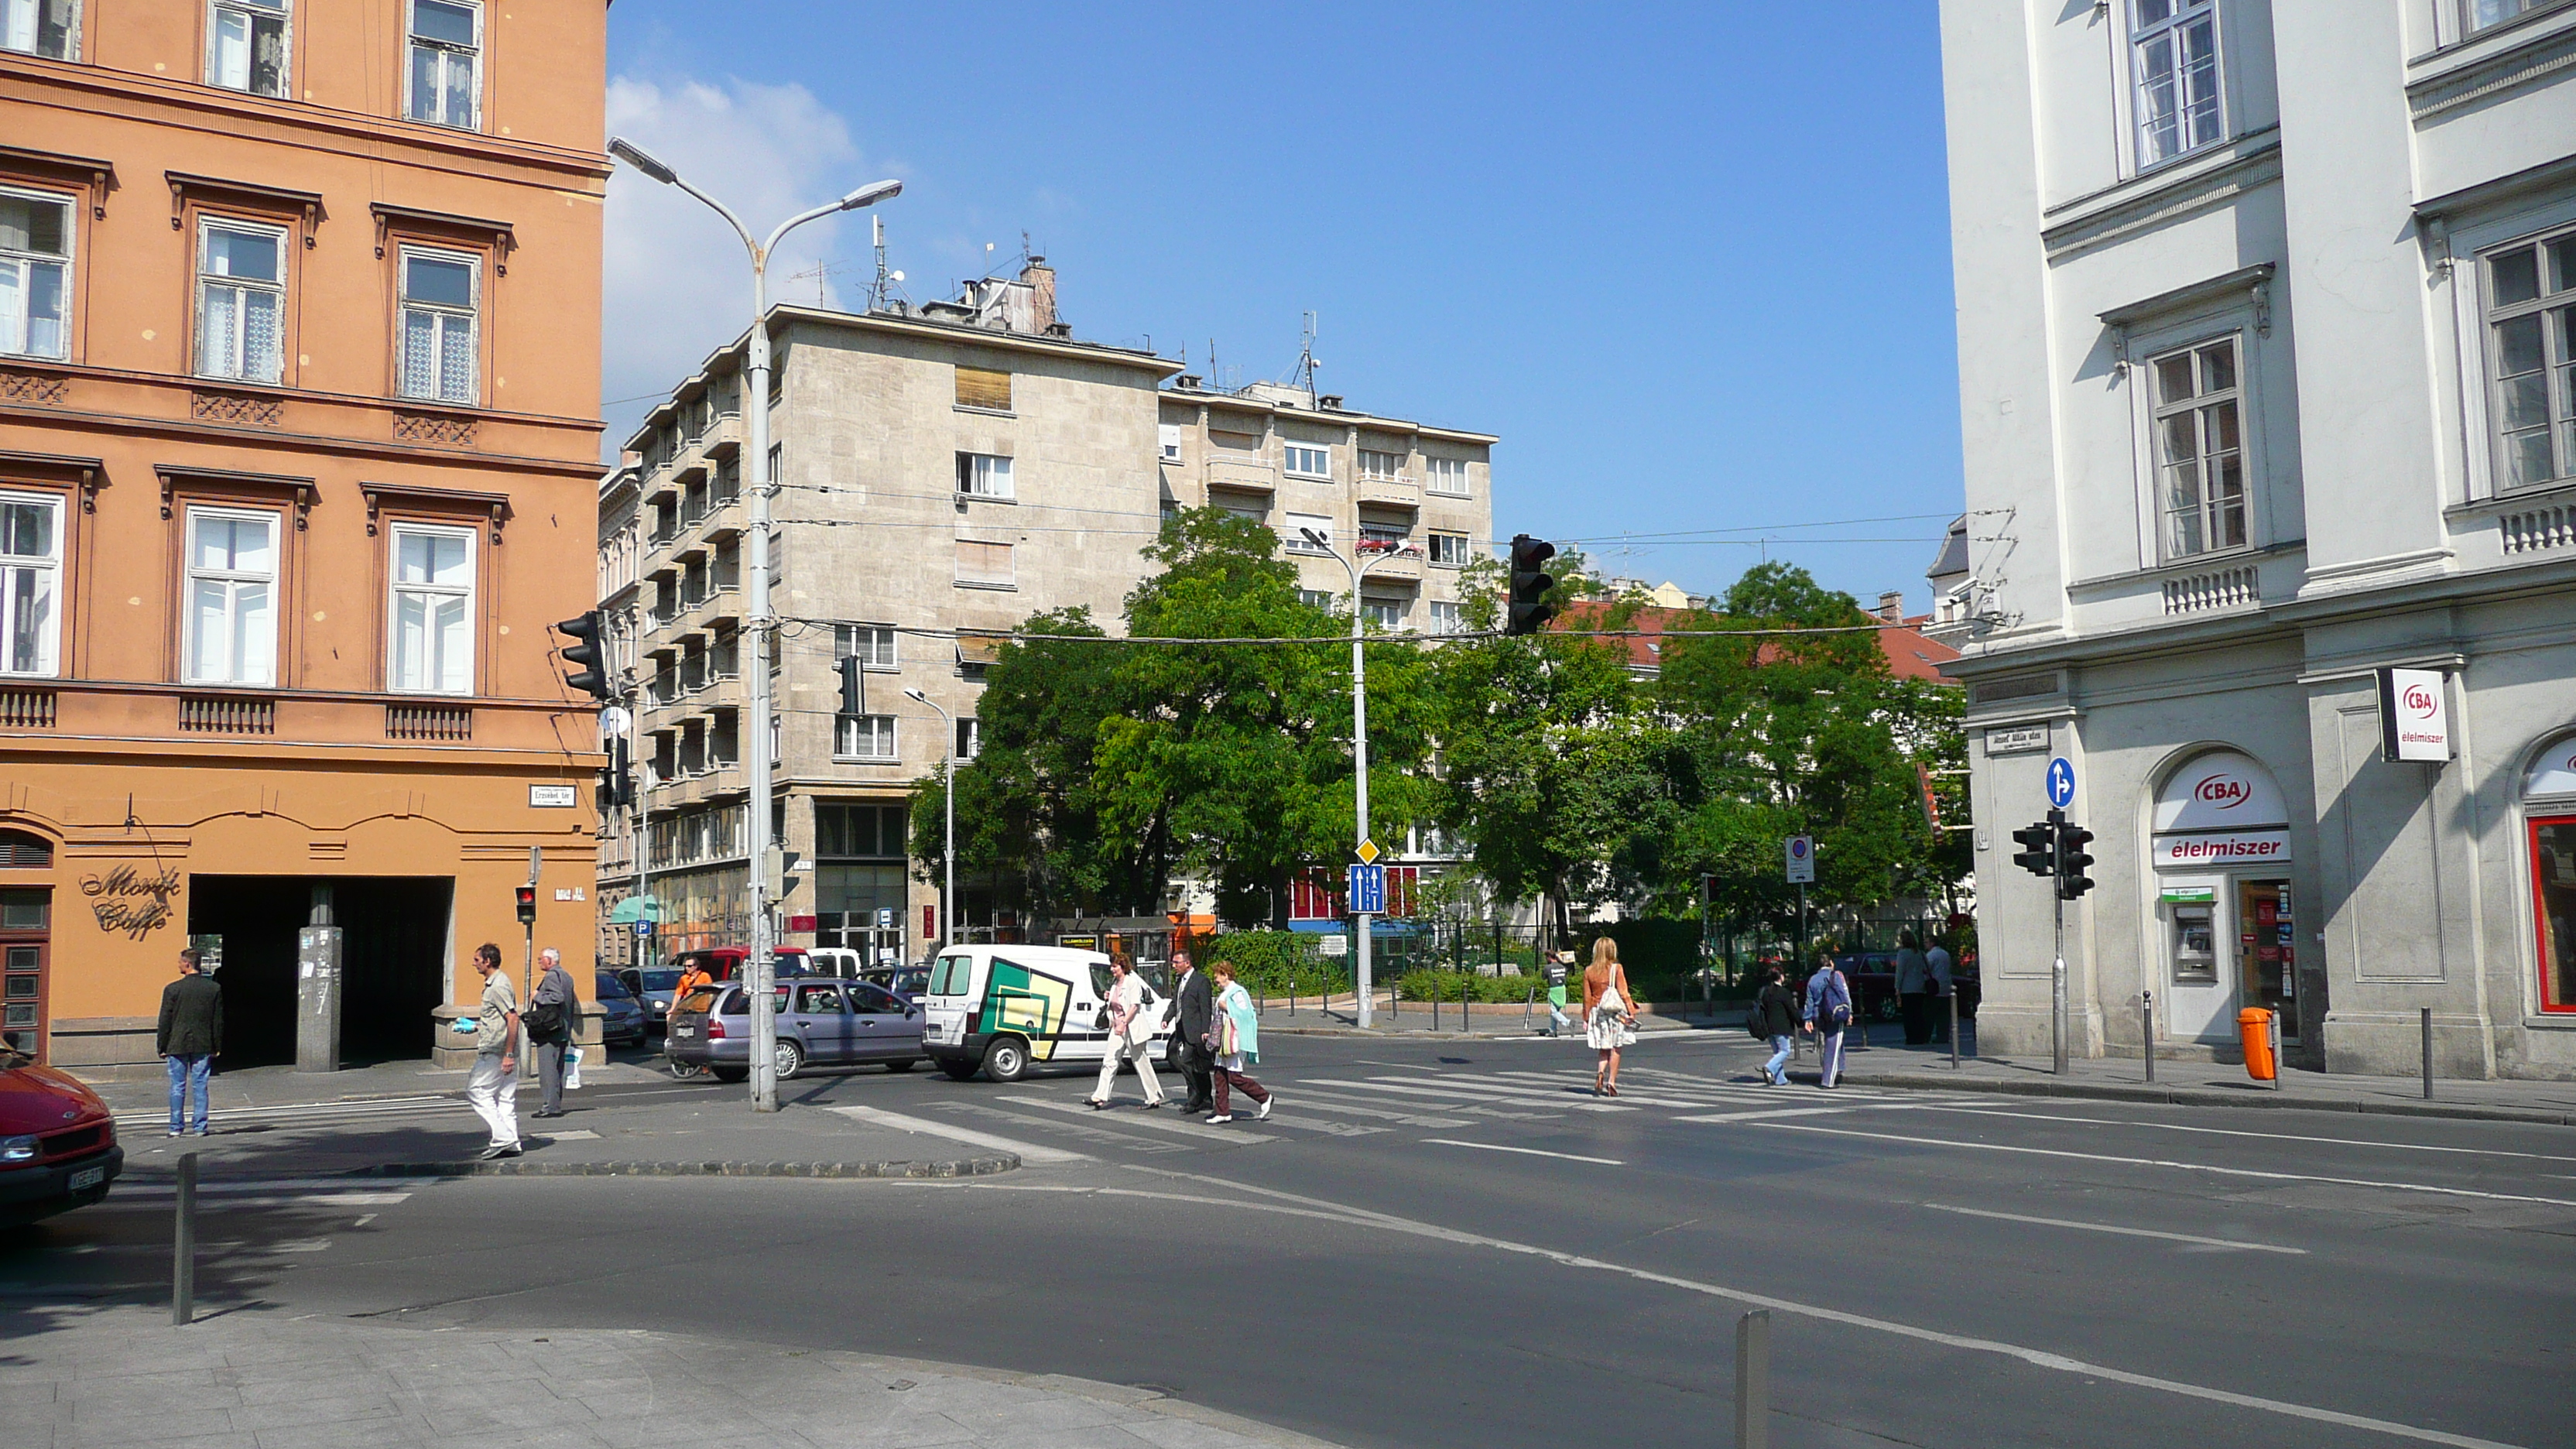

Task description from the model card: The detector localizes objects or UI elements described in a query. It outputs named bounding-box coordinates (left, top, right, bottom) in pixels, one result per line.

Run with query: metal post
left=172, top=1150, right=197, bottom=1326
left=906, top=690, right=957, bottom=957
left=2142, top=991, right=2154, bottom=1083
left=1734, top=1308, right=1769, bottom=1449
left=2052, top=890, right=2068, bottom=1077
left=1949, top=988, right=1961, bottom=1070
left=1461, top=972, right=1470, bottom=1033
left=2269, top=1010, right=2283, bottom=1092
left=1524, top=985, right=1533, bottom=1032
left=1433, top=985, right=1441, bottom=1033
left=2421, top=1005, right=2434, bottom=1100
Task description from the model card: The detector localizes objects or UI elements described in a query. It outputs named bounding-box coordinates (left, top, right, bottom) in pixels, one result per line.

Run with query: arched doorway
left=2147, top=750, right=2296, bottom=1045
left=2523, top=733, right=2576, bottom=1017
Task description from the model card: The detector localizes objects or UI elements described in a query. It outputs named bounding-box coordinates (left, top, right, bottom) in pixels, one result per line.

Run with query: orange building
left=0, top=2, right=608, bottom=1074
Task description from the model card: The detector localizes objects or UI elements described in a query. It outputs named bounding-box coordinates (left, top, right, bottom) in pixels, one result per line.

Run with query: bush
left=1203, top=931, right=1345, bottom=996
left=1394, top=968, right=1539, bottom=1005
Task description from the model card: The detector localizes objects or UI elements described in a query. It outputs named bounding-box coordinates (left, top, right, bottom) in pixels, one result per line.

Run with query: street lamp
left=1299, top=526, right=1408, bottom=1030
left=609, top=135, right=900, bottom=1113
left=904, top=688, right=955, bottom=955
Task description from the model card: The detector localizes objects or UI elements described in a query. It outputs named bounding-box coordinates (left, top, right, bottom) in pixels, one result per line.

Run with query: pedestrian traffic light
left=1506, top=533, right=1557, bottom=637
left=598, top=736, right=632, bottom=810
left=552, top=611, right=611, bottom=701
left=838, top=653, right=865, bottom=717
left=514, top=884, right=538, bottom=924
left=2055, top=820, right=2096, bottom=899
left=2009, top=821, right=2056, bottom=879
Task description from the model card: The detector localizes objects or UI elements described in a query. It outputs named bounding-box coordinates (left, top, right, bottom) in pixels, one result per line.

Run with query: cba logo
left=2194, top=774, right=2252, bottom=810
left=2402, top=683, right=2438, bottom=718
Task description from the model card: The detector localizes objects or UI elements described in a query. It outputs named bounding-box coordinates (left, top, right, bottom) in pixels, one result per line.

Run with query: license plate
left=69, top=1166, right=104, bottom=1190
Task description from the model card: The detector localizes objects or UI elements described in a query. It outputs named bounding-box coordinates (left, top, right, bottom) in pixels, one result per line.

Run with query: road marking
left=1293, top=1080, right=1574, bottom=1118
left=1920, top=1202, right=2305, bottom=1254
left=1270, top=1090, right=1474, bottom=1127
left=998, top=1094, right=1279, bottom=1145
left=1423, top=1139, right=1625, bottom=1166
left=940, top=1102, right=1192, bottom=1154
left=1752, top=1122, right=2576, bottom=1209
left=541, top=1129, right=601, bottom=1141
left=1923, top=1106, right=2576, bottom=1164
left=1318, top=1077, right=1630, bottom=1113
left=1677, top=1106, right=1927, bottom=1123
left=94, top=1191, right=413, bottom=1209
left=1113, top=1163, right=2526, bottom=1449
left=827, top=1104, right=1087, bottom=1163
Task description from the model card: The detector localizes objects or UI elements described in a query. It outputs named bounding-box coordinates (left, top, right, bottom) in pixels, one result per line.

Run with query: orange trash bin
left=2239, top=1008, right=2276, bottom=1081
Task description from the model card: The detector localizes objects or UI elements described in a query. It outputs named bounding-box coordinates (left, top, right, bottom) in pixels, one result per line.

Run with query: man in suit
left=156, top=947, right=223, bottom=1137
left=1171, top=948, right=1216, bottom=1115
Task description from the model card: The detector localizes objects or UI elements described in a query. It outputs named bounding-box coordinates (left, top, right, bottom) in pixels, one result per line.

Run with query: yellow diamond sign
left=1356, top=838, right=1381, bottom=865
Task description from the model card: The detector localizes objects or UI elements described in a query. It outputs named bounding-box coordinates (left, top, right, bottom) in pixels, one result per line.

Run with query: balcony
left=1357, top=538, right=1425, bottom=582
left=701, top=409, right=744, bottom=459
left=1207, top=457, right=1279, bottom=495
left=1355, top=474, right=1421, bottom=511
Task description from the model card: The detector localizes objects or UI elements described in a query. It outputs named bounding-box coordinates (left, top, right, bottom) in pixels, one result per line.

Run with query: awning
left=606, top=895, right=665, bottom=923
left=956, top=632, right=1008, bottom=669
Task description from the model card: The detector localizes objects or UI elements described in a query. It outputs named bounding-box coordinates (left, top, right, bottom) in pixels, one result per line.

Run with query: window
left=2485, top=231, right=2576, bottom=491
left=1429, top=600, right=1462, bottom=635
left=2471, top=0, right=2552, bottom=31
left=836, top=713, right=896, bottom=761
left=387, top=524, right=473, bottom=694
left=185, top=508, right=278, bottom=686
left=1, top=0, right=75, bottom=59
left=398, top=248, right=478, bottom=404
left=836, top=623, right=896, bottom=670
left=406, top=0, right=479, bottom=129
left=2132, top=1, right=2221, bottom=168
left=956, top=365, right=1012, bottom=411
left=0, top=190, right=70, bottom=360
left=957, top=452, right=1014, bottom=500
left=1159, top=423, right=1183, bottom=461
left=1213, top=498, right=1266, bottom=523
left=817, top=802, right=905, bottom=857
left=207, top=0, right=287, bottom=97
left=0, top=492, right=60, bottom=677
left=1358, top=449, right=1404, bottom=481
left=1427, top=532, right=1471, bottom=567
left=195, top=219, right=286, bottom=383
left=1300, top=588, right=1338, bottom=613
left=1284, top=511, right=1332, bottom=553
left=955, top=716, right=981, bottom=761
left=1424, top=457, right=1471, bottom=497
left=1283, top=444, right=1331, bottom=479
left=1362, top=599, right=1406, bottom=632
left=956, top=540, right=1013, bottom=588
left=2150, top=336, right=2245, bottom=558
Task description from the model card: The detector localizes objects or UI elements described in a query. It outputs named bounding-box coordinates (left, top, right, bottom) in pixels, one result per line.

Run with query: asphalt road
left=9, top=1030, right=2571, bottom=1449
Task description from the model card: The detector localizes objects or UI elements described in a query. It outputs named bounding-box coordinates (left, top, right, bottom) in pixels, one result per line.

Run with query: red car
left=0, top=1057, right=123, bottom=1228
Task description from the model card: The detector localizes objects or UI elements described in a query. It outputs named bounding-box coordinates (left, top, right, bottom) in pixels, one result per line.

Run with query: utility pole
left=1300, top=526, right=1404, bottom=1030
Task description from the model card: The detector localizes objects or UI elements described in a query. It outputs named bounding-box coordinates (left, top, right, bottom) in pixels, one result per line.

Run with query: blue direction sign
left=2047, top=756, right=2076, bottom=809
left=1347, top=863, right=1387, bottom=914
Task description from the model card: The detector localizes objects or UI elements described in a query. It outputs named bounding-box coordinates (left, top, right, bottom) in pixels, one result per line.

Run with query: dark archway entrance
left=187, top=876, right=454, bottom=1067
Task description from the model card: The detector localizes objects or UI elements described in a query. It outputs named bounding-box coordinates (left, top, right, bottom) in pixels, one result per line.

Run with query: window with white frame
left=387, top=523, right=474, bottom=694
left=2150, top=335, right=2246, bottom=559
left=955, top=539, right=1014, bottom=588
left=207, top=0, right=288, bottom=97
left=1159, top=423, right=1182, bottom=461
left=0, top=492, right=60, bottom=677
left=194, top=218, right=285, bottom=383
left=954, top=715, right=981, bottom=762
left=1299, top=588, right=1338, bottom=613
left=1427, top=532, right=1471, bottom=567
left=1423, top=456, right=1471, bottom=497
left=1358, top=448, right=1405, bottom=481
left=836, top=622, right=897, bottom=669
left=2468, top=0, right=2553, bottom=32
left=2485, top=230, right=2576, bottom=491
left=406, top=0, right=479, bottom=129
left=185, top=508, right=279, bottom=686
left=1428, top=600, right=1462, bottom=635
left=1283, top=444, right=1331, bottom=479
left=835, top=713, right=896, bottom=761
left=2131, top=0, right=2222, bottom=169
left=956, top=452, right=1014, bottom=499
left=1284, top=511, right=1332, bottom=553
left=398, top=247, right=478, bottom=404
left=1, top=0, right=76, bottom=58
left=0, top=189, right=70, bottom=360
left=1362, top=598, right=1407, bottom=632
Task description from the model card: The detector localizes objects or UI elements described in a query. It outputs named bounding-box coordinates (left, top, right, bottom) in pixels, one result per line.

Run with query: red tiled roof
left=1553, top=601, right=1960, bottom=682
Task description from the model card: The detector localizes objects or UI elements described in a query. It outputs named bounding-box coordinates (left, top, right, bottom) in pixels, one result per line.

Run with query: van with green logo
left=922, top=945, right=1176, bottom=1083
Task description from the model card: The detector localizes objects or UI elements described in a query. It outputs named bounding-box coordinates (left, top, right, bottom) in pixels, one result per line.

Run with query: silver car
left=665, top=979, right=926, bottom=1083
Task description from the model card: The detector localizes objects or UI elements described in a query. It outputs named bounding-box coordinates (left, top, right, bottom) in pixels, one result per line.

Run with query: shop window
left=2535, top=817, right=2576, bottom=1014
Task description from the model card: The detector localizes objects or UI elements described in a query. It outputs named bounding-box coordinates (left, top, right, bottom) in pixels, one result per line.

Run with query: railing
left=2161, top=564, right=2260, bottom=615
left=0, top=689, right=56, bottom=729
left=680, top=654, right=709, bottom=694
left=178, top=695, right=275, bottom=735
left=646, top=674, right=680, bottom=707
left=2501, top=502, right=2576, bottom=555
left=385, top=703, right=473, bottom=741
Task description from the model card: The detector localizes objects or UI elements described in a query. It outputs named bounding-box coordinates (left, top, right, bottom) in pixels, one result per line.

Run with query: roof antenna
left=1293, top=310, right=1321, bottom=404
left=867, top=215, right=908, bottom=310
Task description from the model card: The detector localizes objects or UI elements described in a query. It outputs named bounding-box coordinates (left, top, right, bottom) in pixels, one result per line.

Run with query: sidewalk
left=4, top=1305, right=1347, bottom=1449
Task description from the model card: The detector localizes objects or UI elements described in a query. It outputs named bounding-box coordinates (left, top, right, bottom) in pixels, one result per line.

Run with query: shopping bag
left=564, top=1046, right=584, bottom=1091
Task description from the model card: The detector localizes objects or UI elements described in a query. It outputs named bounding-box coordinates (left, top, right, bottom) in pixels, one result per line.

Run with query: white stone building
left=1937, top=0, right=2576, bottom=1078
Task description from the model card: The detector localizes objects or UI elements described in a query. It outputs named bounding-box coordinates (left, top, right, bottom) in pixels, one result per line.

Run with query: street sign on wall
left=1784, top=835, right=1814, bottom=884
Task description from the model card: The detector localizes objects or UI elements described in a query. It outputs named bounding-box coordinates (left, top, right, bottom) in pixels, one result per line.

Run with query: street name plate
left=1985, top=724, right=2049, bottom=755
left=529, top=784, right=577, bottom=807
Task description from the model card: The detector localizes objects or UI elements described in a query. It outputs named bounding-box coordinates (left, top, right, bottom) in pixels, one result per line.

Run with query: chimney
left=1020, top=255, right=1056, bottom=334
left=1878, top=590, right=1904, bottom=622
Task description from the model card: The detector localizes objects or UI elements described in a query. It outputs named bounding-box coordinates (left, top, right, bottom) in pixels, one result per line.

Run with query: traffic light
left=2055, top=820, right=2096, bottom=899
left=514, top=884, right=538, bottom=925
left=553, top=611, right=611, bottom=701
left=598, top=736, right=632, bottom=810
left=2009, top=820, right=2056, bottom=879
left=1506, top=533, right=1557, bottom=637
left=838, top=653, right=865, bottom=717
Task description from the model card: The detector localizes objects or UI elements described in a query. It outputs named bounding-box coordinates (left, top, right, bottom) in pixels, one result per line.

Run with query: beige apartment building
left=597, top=261, right=1495, bottom=965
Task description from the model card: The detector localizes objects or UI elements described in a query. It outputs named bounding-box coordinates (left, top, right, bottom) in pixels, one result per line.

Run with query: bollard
left=173, top=1150, right=197, bottom=1327
left=2269, top=1010, right=2283, bottom=1092
left=1524, top=985, right=1534, bottom=1033
left=1734, top=1308, right=1769, bottom=1449
left=1460, top=975, right=1470, bottom=1033
left=2143, top=991, right=2155, bottom=1084
left=1433, top=986, right=1441, bottom=1033
left=2421, top=1006, right=2433, bottom=1101
left=1391, top=983, right=1399, bottom=1020
left=1949, top=990, right=1961, bottom=1070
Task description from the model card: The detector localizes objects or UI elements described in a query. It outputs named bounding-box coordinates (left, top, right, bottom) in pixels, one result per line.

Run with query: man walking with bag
left=466, top=943, right=523, bottom=1158
left=156, top=947, right=222, bottom=1137
left=527, top=947, right=580, bottom=1119
left=1170, top=949, right=1215, bottom=1115
left=1804, top=954, right=1854, bottom=1090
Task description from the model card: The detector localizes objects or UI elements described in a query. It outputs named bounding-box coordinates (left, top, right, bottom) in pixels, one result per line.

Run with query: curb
left=334, top=1154, right=1021, bottom=1179
left=1844, top=1070, right=2576, bottom=1127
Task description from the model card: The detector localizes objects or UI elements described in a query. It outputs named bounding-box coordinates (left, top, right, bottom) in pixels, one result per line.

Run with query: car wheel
left=775, top=1040, right=804, bottom=1081
left=711, top=1065, right=748, bottom=1084
left=982, top=1036, right=1030, bottom=1083
left=885, top=1057, right=919, bottom=1073
left=938, top=1060, right=980, bottom=1082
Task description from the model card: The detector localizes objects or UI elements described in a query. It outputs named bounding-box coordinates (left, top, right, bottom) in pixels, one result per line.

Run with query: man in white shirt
left=465, top=944, right=522, bottom=1159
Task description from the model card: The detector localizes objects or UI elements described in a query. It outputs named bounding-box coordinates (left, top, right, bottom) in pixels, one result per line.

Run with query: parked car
left=664, top=978, right=926, bottom=1083
left=0, top=1054, right=123, bottom=1228
left=593, top=971, right=649, bottom=1047
left=1830, top=952, right=1904, bottom=1023
left=920, top=944, right=1174, bottom=1084
left=618, top=968, right=686, bottom=1036
left=861, top=964, right=932, bottom=1004
left=669, top=946, right=815, bottom=983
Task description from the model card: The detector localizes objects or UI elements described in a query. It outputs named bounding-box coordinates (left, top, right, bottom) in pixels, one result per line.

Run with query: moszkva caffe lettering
left=81, top=865, right=180, bottom=940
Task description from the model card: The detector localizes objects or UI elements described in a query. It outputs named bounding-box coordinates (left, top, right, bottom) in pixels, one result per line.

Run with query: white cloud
left=601, top=75, right=875, bottom=454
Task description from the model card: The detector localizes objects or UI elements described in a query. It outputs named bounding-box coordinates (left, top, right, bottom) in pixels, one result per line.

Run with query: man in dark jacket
left=156, top=947, right=222, bottom=1136
left=1171, top=950, right=1215, bottom=1115
left=528, top=947, right=581, bottom=1118
left=1756, top=965, right=1801, bottom=1086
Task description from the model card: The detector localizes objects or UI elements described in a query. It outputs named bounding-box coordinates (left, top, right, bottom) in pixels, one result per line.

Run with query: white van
left=922, top=945, right=1177, bottom=1083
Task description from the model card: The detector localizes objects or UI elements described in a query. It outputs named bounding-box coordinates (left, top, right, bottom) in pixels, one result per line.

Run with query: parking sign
left=1785, top=834, right=1815, bottom=884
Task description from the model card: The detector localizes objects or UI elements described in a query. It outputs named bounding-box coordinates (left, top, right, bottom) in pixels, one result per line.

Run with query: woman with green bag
left=1205, top=960, right=1273, bottom=1125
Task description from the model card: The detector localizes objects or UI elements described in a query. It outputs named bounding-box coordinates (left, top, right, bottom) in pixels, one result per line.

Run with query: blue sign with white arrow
left=2047, top=756, right=2076, bottom=810
left=1347, top=863, right=1386, bottom=914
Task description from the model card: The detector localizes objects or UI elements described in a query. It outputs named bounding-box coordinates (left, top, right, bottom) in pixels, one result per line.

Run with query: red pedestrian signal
left=515, top=884, right=538, bottom=925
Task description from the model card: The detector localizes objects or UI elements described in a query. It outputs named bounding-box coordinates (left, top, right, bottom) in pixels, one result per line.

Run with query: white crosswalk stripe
left=1302, top=1078, right=1634, bottom=1113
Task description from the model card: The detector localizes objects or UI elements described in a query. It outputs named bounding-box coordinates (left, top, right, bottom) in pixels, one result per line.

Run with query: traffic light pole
left=1303, top=534, right=1403, bottom=1032
left=2052, top=890, right=2067, bottom=1077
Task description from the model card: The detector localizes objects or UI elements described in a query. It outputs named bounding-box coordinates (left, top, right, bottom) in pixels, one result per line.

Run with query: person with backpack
left=526, top=947, right=580, bottom=1118
left=1085, top=956, right=1166, bottom=1110
left=1804, top=954, right=1855, bottom=1089
left=1752, top=964, right=1802, bottom=1086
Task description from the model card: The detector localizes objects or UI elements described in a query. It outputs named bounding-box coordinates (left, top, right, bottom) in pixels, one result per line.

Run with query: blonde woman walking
left=1581, top=937, right=1638, bottom=1096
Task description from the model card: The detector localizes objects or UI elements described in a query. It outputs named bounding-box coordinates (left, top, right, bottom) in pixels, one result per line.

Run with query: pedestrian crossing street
left=902, top=1059, right=1965, bottom=1166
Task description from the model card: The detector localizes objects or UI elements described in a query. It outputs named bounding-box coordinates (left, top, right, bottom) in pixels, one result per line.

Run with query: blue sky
left=602, top=2, right=1962, bottom=613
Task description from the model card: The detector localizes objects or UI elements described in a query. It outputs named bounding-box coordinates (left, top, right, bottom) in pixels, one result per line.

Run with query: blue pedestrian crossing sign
left=1348, top=863, right=1387, bottom=914
left=2047, top=756, right=2076, bottom=809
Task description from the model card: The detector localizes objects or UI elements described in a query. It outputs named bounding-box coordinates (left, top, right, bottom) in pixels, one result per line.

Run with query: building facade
left=601, top=262, right=1495, bottom=966
left=1938, top=0, right=2576, bottom=1078
left=0, top=1, right=608, bottom=1071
